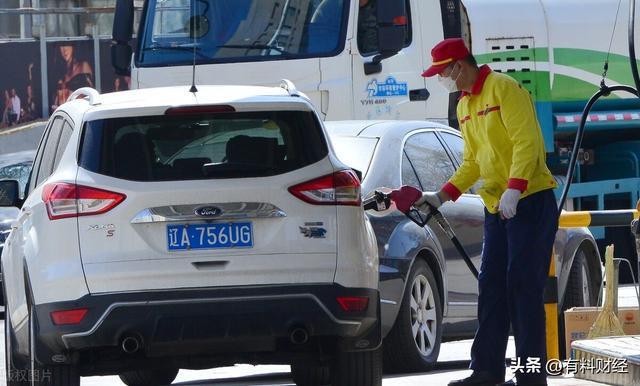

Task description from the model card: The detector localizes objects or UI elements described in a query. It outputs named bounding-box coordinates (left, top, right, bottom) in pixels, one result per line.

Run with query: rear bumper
left=33, top=284, right=380, bottom=370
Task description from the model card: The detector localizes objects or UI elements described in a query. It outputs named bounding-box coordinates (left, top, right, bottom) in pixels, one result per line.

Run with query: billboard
left=0, top=41, right=42, bottom=128
left=47, top=40, right=95, bottom=114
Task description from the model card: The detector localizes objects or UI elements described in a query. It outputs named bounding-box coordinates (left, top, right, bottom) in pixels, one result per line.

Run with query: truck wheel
left=331, top=348, right=382, bottom=386
left=383, top=259, right=442, bottom=373
left=559, top=248, right=595, bottom=357
left=565, top=249, right=594, bottom=308
left=290, top=361, right=330, bottom=385
left=119, top=367, right=179, bottom=386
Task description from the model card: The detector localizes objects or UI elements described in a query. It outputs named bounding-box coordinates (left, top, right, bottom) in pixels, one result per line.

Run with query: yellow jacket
left=442, top=65, right=557, bottom=213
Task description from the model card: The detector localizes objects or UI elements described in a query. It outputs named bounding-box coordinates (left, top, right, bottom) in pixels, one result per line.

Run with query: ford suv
left=0, top=83, right=381, bottom=386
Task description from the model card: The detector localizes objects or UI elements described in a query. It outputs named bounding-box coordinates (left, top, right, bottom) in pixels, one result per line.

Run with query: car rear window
left=79, top=110, right=328, bottom=181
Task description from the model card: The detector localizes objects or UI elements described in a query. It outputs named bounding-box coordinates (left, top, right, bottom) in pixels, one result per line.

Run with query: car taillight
left=42, top=183, right=126, bottom=220
left=50, top=308, right=88, bottom=325
left=336, top=296, right=369, bottom=312
left=288, top=170, right=361, bottom=206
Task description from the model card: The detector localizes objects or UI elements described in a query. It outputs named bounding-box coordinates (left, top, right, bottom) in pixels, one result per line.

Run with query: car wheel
left=565, top=249, right=594, bottom=308
left=383, top=258, right=442, bottom=373
left=27, top=305, right=80, bottom=386
left=5, top=295, right=28, bottom=386
left=331, top=347, right=382, bottom=386
left=290, top=361, right=331, bottom=385
left=119, top=367, right=179, bottom=386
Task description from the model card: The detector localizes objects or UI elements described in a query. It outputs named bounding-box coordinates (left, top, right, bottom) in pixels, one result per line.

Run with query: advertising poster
left=47, top=40, right=95, bottom=114
left=0, top=41, right=42, bottom=128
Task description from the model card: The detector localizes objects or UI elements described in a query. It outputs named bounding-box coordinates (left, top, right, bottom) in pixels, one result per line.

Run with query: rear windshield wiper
left=216, top=44, right=294, bottom=58
left=143, top=44, right=209, bottom=59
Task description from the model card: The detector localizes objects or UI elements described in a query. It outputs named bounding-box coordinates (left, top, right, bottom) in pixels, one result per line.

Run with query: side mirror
left=377, top=0, right=407, bottom=57
left=112, top=0, right=134, bottom=76
left=113, top=0, right=134, bottom=42
left=0, top=181, right=20, bottom=207
left=364, top=0, right=407, bottom=75
left=112, top=43, right=133, bottom=76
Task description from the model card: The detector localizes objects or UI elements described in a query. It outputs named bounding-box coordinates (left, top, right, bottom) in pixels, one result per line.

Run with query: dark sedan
left=326, top=120, right=602, bottom=372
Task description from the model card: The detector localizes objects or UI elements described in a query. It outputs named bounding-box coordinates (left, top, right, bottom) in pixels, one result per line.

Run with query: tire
left=27, top=305, right=80, bottom=386
left=291, top=361, right=331, bottom=385
left=119, top=367, right=179, bottom=386
left=383, top=258, right=442, bottom=373
left=5, top=295, right=28, bottom=386
left=331, top=348, right=382, bottom=386
left=564, top=249, right=595, bottom=308
left=559, top=248, right=595, bottom=357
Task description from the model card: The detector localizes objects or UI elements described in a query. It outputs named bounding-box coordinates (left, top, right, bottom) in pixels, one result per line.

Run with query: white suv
left=0, top=84, right=381, bottom=386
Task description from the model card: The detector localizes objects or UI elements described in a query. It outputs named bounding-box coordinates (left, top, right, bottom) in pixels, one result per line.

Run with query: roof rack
left=66, top=87, right=100, bottom=105
left=280, top=79, right=300, bottom=97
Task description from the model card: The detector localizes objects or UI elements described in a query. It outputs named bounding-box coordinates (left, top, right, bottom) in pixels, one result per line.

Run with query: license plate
left=167, top=222, right=253, bottom=251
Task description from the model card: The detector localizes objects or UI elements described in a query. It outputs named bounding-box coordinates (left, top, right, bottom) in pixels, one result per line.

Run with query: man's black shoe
left=448, top=371, right=504, bottom=386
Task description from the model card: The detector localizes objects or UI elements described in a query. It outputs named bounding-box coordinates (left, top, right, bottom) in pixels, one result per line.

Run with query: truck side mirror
left=112, top=0, right=134, bottom=76
left=364, top=0, right=408, bottom=75
left=0, top=181, right=20, bottom=207
left=377, top=0, right=407, bottom=57
left=112, top=43, right=133, bottom=76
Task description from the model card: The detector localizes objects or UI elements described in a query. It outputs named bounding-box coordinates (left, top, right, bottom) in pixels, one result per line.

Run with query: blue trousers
left=470, top=189, right=558, bottom=384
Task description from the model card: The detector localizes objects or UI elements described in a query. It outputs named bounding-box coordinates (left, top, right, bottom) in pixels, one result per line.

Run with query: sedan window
left=403, top=132, right=456, bottom=191
left=439, top=131, right=482, bottom=194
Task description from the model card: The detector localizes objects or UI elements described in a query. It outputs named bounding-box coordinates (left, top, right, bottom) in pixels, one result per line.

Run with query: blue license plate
left=167, top=222, right=253, bottom=251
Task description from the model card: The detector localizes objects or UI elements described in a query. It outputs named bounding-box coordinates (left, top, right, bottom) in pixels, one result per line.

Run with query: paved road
left=0, top=320, right=604, bottom=386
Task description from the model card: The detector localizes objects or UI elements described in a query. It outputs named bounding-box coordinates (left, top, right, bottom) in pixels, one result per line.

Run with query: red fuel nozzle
left=390, top=185, right=422, bottom=213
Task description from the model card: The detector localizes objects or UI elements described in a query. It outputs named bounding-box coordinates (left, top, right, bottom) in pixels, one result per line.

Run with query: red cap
left=422, top=38, right=470, bottom=77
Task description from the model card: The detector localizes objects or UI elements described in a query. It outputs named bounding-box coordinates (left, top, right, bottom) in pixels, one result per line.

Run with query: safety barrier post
left=545, top=251, right=559, bottom=360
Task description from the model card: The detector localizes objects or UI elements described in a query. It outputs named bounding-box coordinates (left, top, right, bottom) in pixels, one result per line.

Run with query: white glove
left=498, top=188, right=521, bottom=219
left=415, top=191, right=443, bottom=212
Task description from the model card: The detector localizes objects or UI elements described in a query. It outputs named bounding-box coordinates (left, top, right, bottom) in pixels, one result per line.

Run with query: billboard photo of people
left=47, top=41, right=95, bottom=113
left=0, top=41, right=42, bottom=128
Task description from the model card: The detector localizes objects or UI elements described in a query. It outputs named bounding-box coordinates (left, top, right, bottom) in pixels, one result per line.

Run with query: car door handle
left=409, top=88, right=430, bottom=101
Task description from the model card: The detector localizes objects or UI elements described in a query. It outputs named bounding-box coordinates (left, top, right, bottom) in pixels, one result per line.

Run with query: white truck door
left=351, top=0, right=429, bottom=120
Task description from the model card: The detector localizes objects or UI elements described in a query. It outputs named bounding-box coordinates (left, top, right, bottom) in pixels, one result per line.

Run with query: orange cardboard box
left=563, top=306, right=640, bottom=358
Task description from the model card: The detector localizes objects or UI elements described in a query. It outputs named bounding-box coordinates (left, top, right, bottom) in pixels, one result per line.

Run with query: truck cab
left=114, top=0, right=455, bottom=122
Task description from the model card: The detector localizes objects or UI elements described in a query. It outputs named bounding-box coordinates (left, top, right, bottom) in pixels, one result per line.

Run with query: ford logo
left=195, top=206, right=222, bottom=217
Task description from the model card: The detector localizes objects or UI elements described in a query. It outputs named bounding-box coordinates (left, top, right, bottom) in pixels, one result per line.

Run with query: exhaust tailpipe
left=289, top=327, right=309, bottom=345
left=121, top=335, right=141, bottom=354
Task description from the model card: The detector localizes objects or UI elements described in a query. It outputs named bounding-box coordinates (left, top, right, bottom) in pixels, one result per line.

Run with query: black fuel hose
left=557, top=84, right=638, bottom=211
left=630, top=0, right=640, bottom=93
left=559, top=0, right=640, bottom=211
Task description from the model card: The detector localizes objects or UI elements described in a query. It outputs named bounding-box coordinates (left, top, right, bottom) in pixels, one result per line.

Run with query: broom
left=588, top=244, right=625, bottom=339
